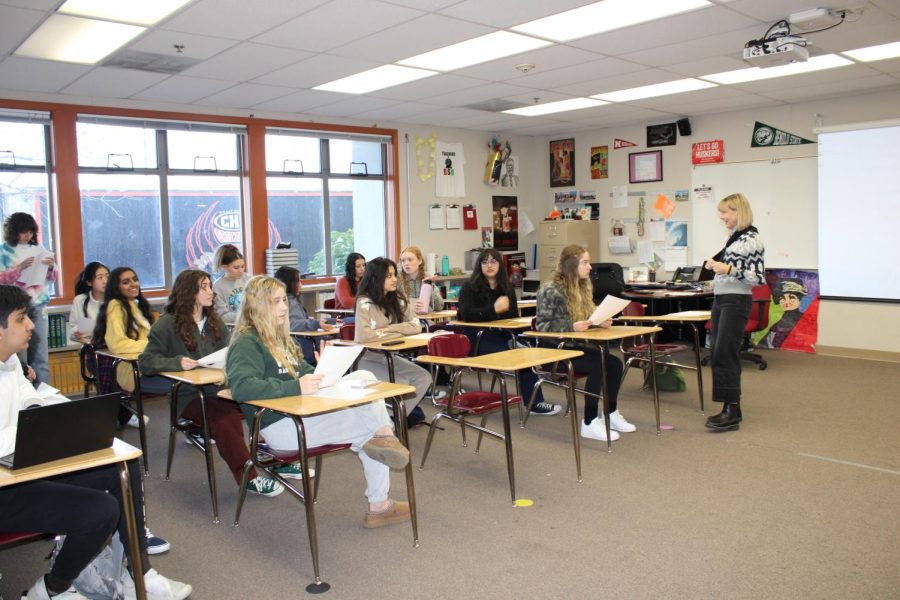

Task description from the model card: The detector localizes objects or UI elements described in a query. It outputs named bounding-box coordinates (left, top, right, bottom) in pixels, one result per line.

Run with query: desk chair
left=619, top=302, right=688, bottom=385
left=419, top=334, right=522, bottom=493
left=339, top=322, right=355, bottom=341
left=323, top=297, right=336, bottom=311
left=702, top=284, right=771, bottom=371
left=0, top=531, right=45, bottom=584
left=78, top=343, right=99, bottom=398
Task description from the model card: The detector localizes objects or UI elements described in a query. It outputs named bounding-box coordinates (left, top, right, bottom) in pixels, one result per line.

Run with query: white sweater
left=0, top=353, right=47, bottom=456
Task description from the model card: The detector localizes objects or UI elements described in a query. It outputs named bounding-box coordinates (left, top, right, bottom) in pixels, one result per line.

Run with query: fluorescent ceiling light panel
left=504, top=97, right=608, bottom=116
left=314, top=64, right=437, bottom=94
left=842, top=41, right=900, bottom=62
left=512, top=0, right=712, bottom=42
left=58, top=0, right=192, bottom=25
left=397, top=31, right=551, bottom=72
left=701, top=54, right=853, bottom=84
left=14, top=14, right=146, bottom=65
left=592, top=78, right=716, bottom=102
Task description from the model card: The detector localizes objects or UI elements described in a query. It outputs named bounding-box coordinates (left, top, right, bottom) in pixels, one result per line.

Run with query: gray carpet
left=2, top=350, right=898, bottom=599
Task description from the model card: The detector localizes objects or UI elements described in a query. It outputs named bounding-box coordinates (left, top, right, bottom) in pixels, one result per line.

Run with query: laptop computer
left=0, top=392, right=122, bottom=470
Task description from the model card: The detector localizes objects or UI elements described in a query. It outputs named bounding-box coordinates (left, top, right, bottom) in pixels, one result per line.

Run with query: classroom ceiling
left=1, top=0, right=899, bottom=135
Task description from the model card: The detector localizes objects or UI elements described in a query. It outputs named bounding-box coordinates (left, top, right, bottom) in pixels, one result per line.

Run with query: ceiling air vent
left=464, top=99, right=530, bottom=112
left=103, top=50, right=201, bottom=74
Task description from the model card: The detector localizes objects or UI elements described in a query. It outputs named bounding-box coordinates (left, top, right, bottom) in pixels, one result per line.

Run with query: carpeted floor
left=2, top=349, right=898, bottom=599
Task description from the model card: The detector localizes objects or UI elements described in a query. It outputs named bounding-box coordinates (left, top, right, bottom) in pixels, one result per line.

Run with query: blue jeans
left=710, top=294, right=752, bottom=404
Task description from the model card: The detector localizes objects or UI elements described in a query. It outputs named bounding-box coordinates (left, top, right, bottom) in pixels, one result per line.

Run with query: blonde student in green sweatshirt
left=226, top=275, right=411, bottom=528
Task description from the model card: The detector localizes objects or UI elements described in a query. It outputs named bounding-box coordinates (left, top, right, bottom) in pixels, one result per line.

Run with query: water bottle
left=441, top=256, right=450, bottom=276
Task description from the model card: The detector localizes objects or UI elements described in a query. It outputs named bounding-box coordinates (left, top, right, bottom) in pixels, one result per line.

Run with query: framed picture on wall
left=647, top=123, right=677, bottom=147
left=629, top=150, right=663, bottom=183
left=549, top=138, right=575, bottom=187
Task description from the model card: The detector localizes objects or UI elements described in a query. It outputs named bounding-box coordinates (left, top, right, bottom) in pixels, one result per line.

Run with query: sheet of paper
left=637, top=240, right=655, bottom=264
left=17, top=247, right=52, bottom=288
left=519, top=209, right=535, bottom=237
left=73, top=313, right=95, bottom=336
left=589, top=295, right=631, bottom=325
left=428, top=204, right=444, bottom=229
left=612, top=185, right=628, bottom=208
left=693, top=185, right=713, bottom=203
left=36, top=382, right=68, bottom=405
left=198, top=347, right=228, bottom=370
left=664, top=247, right=688, bottom=271
left=607, top=235, right=632, bottom=254
left=314, top=344, right=365, bottom=387
left=649, top=219, right=666, bottom=242
left=654, top=194, right=675, bottom=219
left=445, top=204, right=461, bottom=229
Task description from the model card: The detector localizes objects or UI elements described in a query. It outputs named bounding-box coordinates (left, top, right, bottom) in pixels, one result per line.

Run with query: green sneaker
left=246, top=476, right=283, bottom=497
left=273, top=462, right=314, bottom=480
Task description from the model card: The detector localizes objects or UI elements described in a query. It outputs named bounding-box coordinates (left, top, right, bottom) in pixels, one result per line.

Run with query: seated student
left=226, top=275, right=411, bottom=528
left=68, top=261, right=109, bottom=343
left=211, top=244, right=251, bottom=326
left=535, top=244, right=635, bottom=442
left=138, top=269, right=286, bottom=498
left=354, top=258, right=436, bottom=427
left=273, top=266, right=334, bottom=365
left=398, top=246, right=444, bottom=314
left=334, top=252, right=365, bottom=318
left=457, top=248, right=561, bottom=416
left=0, top=285, right=191, bottom=600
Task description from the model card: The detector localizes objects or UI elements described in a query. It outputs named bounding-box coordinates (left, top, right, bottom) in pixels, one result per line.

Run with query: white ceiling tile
left=491, top=57, right=636, bottom=92
left=328, top=14, right=492, bottom=63
left=251, top=89, right=348, bottom=112
left=308, top=95, right=402, bottom=117
left=754, top=74, right=900, bottom=103
left=675, top=93, right=783, bottom=116
left=162, top=0, right=328, bottom=40
left=60, top=67, right=169, bottom=98
left=350, top=101, right=443, bottom=121
left=253, top=0, right=424, bottom=53
left=623, top=85, right=743, bottom=110
left=418, top=82, right=540, bottom=106
left=0, top=0, right=57, bottom=8
left=438, top=0, right=595, bottom=28
left=182, top=42, right=313, bottom=82
left=665, top=56, right=750, bottom=77
left=554, top=68, right=677, bottom=97
left=199, top=83, right=296, bottom=108
left=0, top=57, right=91, bottom=93
left=0, top=5, right=45, bottom=55
left=726, top=64, right=879, bottom=94
left=128, top=30, right=238, bottom=60
left=369, top=73, right=488, bottom=101
left=811, top=17, right=900, bottom=53
left=130, top=75, right=235, bottom=103
left=453, top=45, right=605, bottom=83
left=616, top=25, right=767, bottom=68
left=253, top=54, right=378, bottom=88
left=379, top=0, right=459, bottom=9
left=724, top=0, right=850, bottom=22
left=871, top=0, right=900, bottom=19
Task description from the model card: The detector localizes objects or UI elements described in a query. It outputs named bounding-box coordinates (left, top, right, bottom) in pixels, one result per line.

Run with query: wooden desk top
left=416, top=309, right=457, bottom=321
left=0, top=438, right=141, bottom=487
left=417, top=347, right=583, bottom=371
left=291, top=329, right=340, bottom=338
left=517, top=299, right=537, bottom=308
left=522, top=325, right=662, bottom=343
left=219, top=382, right=415, bottom=417
left=95, top=349, right=141, bottom=361
left=448, top=317, right=533, bottom=329
left=360, top=337, right=429, bottom=352
left=159, top=367, right=225, bottom=386
left=617, top=310, right=711, bottom=323
left=314, top=308, right=353, bottom=315
left=622, top=288, right=713, bottom=299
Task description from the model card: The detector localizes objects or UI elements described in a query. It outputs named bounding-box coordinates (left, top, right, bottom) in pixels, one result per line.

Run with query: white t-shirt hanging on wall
left=435, top=141, right=466, bottom=198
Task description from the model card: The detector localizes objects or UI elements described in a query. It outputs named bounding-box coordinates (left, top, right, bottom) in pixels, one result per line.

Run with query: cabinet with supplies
left=538, top=220, right=600, bottom=283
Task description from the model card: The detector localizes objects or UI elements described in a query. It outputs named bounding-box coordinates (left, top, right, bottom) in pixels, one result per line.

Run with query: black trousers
left=536, top=340, right=622, bottom=424
left=0, top=460, right=150, bottom=588
left=710, top=293, right=752, bottom=404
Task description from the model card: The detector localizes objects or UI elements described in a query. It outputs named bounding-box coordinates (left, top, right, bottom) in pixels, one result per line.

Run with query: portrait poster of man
left=550, top=138, right=575, bottom=187
left=491, top=195, right=518, bottom=250
left=751, top=269, right=819, bottom=353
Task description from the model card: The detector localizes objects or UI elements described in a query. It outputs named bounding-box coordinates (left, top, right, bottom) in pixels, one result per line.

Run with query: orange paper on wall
left=654, top=194, right=675, bottom=219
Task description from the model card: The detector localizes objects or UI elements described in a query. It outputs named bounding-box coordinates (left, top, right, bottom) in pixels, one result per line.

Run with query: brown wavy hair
left=165, top=269, right=223, bottom=352
left=553, top=245, right=595, bottom=322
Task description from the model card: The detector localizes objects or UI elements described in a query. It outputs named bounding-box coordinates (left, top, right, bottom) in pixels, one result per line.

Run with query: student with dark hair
left=0, top=212, right=57, bottom=386
left=335, top=252, right=365, bottom=311
left=354, top=257, right=434, bottom=426
left=0, top=285, right=191, bottom=600
left=457, top=248, right=560, bottom=416
left=138, top=269, right=284, bottom=497
left=273, top=266, right=334, bottom=365
left=212, top=244, right=250, bottom=325
left=68, top=261, right=109, bottom=343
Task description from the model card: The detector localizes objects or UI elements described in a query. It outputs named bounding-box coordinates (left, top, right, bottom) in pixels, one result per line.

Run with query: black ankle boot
left=706, top=403, right=741, bottom=431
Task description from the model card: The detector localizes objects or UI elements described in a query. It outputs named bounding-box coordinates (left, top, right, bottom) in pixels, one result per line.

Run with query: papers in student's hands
left=16, top=247, right=52, bottom=288
left=589, top=296, right=631, bottom=326
left=314, top=344, right=365, bottom=388
left=198, top=347, right=228, bottom=370
left=36, top=382, right=68, bottom=405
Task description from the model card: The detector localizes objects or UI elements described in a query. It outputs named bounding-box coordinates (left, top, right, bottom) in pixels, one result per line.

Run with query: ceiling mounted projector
left=743, top=35, right=809, bottom=68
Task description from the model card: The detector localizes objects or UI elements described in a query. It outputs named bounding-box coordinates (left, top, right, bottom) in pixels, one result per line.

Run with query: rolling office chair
left=590, top=262, right=626, bottom=304
left=702, top=283, right=772, bottom=370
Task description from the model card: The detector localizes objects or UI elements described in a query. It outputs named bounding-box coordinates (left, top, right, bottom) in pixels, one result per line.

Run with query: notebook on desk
left=0, top=393, right=122, bottom=470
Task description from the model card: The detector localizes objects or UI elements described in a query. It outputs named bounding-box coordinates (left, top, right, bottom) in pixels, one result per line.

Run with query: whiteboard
left=690, top=157, right=817, bottom=269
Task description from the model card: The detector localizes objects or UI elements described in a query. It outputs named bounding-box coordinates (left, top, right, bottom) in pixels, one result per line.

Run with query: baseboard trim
left=816, top=345, right=900, bottom=363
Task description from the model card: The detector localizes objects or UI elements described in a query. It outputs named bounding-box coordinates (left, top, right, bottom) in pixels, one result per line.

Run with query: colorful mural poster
left=752, top=269, right=819, bottom=353
left=590, top=145, right=608, bottom=179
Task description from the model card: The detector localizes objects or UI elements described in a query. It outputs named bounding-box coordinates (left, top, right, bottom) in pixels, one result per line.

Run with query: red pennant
left=613, top=138, right=637, bottom=149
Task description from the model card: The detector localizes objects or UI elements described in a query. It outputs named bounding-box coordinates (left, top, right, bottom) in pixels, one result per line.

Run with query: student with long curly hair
left=536, top=244, right=633, bottom=442
left=227, top=276, right=411, bottom=527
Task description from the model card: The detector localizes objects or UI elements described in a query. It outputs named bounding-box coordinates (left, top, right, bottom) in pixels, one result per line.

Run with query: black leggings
left=0, top=460, right=150, bottom=591
left=559, top=344, right=623, bottom=424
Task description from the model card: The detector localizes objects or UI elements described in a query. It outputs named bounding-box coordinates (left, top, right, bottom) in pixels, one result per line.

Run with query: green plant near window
left=308, top=228, right=354, bottom=275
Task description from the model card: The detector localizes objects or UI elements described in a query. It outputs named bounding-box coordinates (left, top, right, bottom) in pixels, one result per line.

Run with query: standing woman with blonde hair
left=536, top=244, right=633, bottom=442
left=704, top=193, right=765, bottom=431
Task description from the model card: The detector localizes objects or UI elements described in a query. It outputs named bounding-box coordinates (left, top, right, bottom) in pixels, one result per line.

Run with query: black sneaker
left=530, top=402, right=562, bottom=416
left=407, top=406, right=426, bottom=428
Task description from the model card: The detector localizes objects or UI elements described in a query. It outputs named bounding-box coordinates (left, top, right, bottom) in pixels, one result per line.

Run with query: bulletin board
left=690, top=157, right=817, bottom=269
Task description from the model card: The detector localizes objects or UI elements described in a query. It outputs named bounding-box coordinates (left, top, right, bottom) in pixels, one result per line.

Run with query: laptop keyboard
left=0, top=452, right=14, bottom=468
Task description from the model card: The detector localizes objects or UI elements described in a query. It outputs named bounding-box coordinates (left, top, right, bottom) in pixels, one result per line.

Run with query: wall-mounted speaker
left=677, top=118, right=692, bottom=136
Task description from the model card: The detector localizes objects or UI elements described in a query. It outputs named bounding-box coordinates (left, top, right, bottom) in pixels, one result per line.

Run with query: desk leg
left=385, top=350, right=396, bottom=383
left=294, top=417, right=329, bottom=593
left=496, top=373, right=517, bottom=506
left=690, top=324, right=705, bottom=413
left=566, top=360, right=582, bottom=483
left=390, top=395, right=420, bottom=548
left=198, top=387, right=219, bottom=524
left=118, top=461, right=146, bottom=600
left=131, top=362, right=149, bottom=476
left=648, top=337, right=661, bottom=434
left=598, top=343, right=612, bottom=453
left=165, top=382, right=179, bottom=481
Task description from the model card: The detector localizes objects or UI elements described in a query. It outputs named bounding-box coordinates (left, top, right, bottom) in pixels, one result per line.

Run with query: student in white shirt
left=68, top=261, right=109, bottom=343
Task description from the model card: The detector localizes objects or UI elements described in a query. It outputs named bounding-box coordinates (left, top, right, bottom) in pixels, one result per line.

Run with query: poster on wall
left=549, top=138, right=575, bottom=187
left=491, top=195, right=518, bottom=250
left=751, top=269, right=819, bottom=353
left=590, top=145, right=608, bottom=179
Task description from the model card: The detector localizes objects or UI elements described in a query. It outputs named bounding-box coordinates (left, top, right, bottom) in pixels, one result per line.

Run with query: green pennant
left=751, top=121, right=815, bottom=147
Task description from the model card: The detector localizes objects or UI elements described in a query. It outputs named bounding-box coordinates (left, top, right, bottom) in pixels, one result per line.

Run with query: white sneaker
left=608, top=410, right=636, bottom=433
left=580, top=417, right=620, bottom=441
left=123, top=568, right=192, bottom=600
left=24, top=576, right=88, bottom=599
left=126, top=413, right=150, bottom=428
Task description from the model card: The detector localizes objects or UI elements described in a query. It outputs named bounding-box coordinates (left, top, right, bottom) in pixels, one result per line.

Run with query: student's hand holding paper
left=588, top=295, right=631, bottom=326
left=573, top=320, right=592, bottom=332
left=41, top=252, right=56, bottom=267
left=16, top=256, right=35, bottom=271
left=300, top=373, right=324, bottom=394
left=180, top=357, right=199, bottom=370
left=597, top=318, right=613, bottom=329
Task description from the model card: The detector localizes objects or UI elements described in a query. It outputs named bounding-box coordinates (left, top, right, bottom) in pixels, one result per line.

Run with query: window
left=77, top=120, right=245, bottom=288
left=0, top=115, right=56, bottom=295
left=265, top=131, right=388, bottom=275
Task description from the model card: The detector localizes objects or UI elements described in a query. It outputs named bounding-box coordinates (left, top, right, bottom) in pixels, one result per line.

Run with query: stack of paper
left=265, top=248, right=300, bottom=277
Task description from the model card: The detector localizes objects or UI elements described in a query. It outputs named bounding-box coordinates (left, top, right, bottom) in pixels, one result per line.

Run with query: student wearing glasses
left=457, top=249, right=561, bottom=416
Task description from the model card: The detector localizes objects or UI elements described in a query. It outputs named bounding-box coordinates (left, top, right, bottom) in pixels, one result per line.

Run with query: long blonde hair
left=718, top=193, right=754, bottom=230
left=230, top=275, right=302, bottom=377
left=553, top=245, right=594, bottom=321
left=398, top=245, right=425, bottom=298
